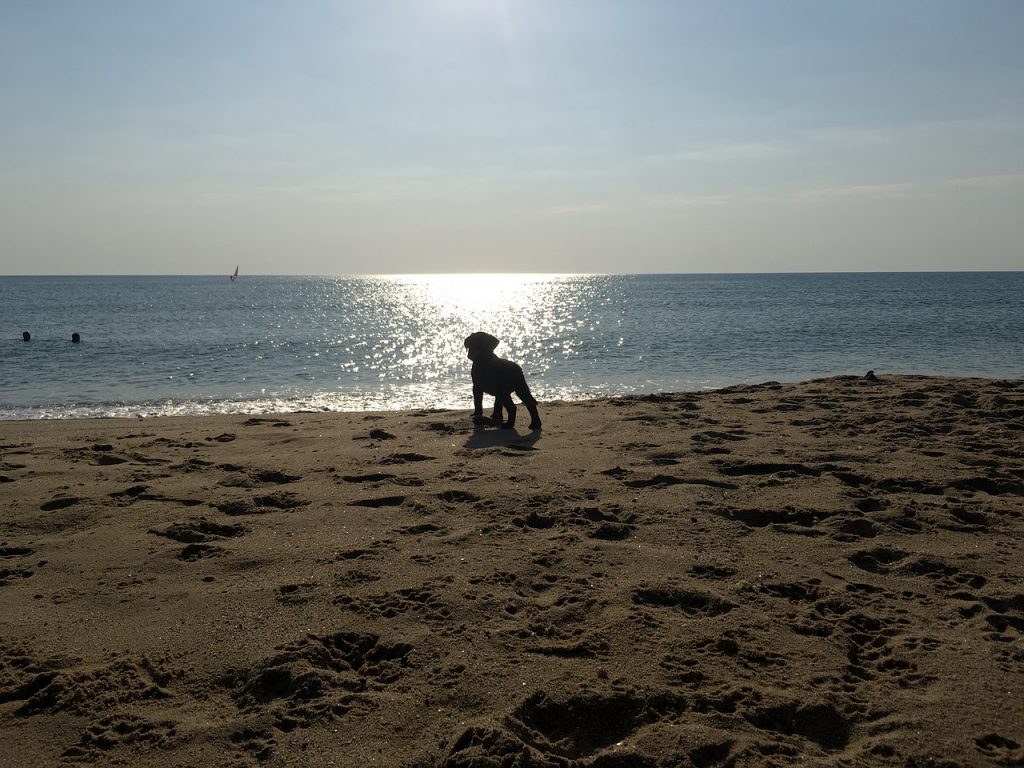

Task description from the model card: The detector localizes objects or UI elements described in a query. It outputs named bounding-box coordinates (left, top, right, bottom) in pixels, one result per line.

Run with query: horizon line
left=2, top=269, right=1023, bottom=279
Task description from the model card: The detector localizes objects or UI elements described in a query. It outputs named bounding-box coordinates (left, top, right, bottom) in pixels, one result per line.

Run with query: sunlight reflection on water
left=378, top=273, right=594, bottom=372
left=327, top=274, right=614, bottom=410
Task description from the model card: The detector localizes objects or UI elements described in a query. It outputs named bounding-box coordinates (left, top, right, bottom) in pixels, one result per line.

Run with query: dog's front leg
left=498, top=395, right=517, bottom=429
left=471, top=383, right=490, bottom=424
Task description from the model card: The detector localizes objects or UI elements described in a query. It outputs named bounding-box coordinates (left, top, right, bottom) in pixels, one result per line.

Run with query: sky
left=1, top=0, right=1022, bottom=275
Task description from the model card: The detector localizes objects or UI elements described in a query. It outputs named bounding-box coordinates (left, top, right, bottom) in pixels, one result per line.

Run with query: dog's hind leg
left=515, top=384, right=542, bottom=430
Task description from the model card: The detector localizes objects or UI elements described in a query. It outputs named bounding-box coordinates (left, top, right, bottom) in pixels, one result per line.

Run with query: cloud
left=789, top=182, right=918, bottom=202
left=944, top=173, right=1024, bottom=188
left=787, top=174, right=1024, bottom=203
left=644, top=139, right=793, bottom=166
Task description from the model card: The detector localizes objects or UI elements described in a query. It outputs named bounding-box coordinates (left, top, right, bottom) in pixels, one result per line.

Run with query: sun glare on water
left=368, top=274, right=594, bottom=392
left=390, top=273, right=561, bottom=322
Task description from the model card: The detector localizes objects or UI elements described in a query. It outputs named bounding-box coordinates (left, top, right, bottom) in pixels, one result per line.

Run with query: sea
left=1, top=273, right=1021, bottom=420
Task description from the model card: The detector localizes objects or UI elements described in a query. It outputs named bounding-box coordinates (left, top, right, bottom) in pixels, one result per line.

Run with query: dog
left=464, top=332, right=542, bottom=430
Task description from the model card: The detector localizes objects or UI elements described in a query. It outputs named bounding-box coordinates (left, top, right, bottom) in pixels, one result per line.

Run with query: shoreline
left=1, top=374, right=1022, bottom=766
left=3, top=372, right=1020, bottom=424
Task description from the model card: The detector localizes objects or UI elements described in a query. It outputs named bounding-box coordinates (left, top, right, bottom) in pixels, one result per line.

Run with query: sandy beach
left=1, top=374, right=1022, bottom=767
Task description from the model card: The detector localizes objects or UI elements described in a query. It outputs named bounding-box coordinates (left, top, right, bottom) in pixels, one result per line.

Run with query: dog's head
left=464, top=331, right=500, bottom=361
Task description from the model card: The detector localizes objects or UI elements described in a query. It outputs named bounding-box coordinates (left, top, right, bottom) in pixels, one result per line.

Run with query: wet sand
left=1, top=375, right=1022, bottom=767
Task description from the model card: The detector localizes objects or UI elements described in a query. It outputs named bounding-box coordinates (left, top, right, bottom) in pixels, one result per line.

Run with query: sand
left=1, top=374, right=1022, bottom=767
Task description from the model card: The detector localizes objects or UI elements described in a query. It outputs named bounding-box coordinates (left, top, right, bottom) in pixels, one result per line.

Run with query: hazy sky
left=2, top=1, right=1022, bottom=275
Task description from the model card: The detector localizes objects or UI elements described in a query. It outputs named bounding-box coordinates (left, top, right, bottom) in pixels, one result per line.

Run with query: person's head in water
left=22, top=331, right=30, bottom=342
left=71, top=332, right=81, bottom=343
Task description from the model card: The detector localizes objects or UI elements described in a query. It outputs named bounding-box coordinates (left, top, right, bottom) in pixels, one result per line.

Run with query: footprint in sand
left=219, top=468, right=301, bottom=488
left=714, top=460, right=822, bottom=478
left=352, top=428, right=396, bottom=441
left=832, top=518, right=879, bottom=541
left=625, top=474, right=737, bottom=490
left=275, top=582, right=318, bottom=604
left=853, top=497, right=886, bottom=513
left=839, top=612, right=934, bottom=689
left=380, top=452, right=434, bottom=465
left=436, top=489, right=480, bottom=504
left=337, top=473, right=425, bottom=489
left=513, top=511, right=557, bottom=530
left=899, top=556, right=987, bottom=591
left=39, top=496, right=81, bottom=511
left=632, top=585, right=735, bottom=617
left=335, top=582, right=455, bottom=626
left=349, top=495, right=406, bottom=508
left=424, top=422, right=457, bottom=435
left=334, top=569, right=381, bottom=587
left=333, top=539, right=395, bottom=563
left=242, top=417, right=292, bottom=427
left=172, top=458, right=216, bottom=473
left=216, top=492, right=309, bottom=515
left=110, top=485, right=151, bottom=501
left=747, top=699, right=852, bottom=751
left=110, top=485, right=204, bottom=507
left=0, top=546, right=38, bottom=586
left=229, top=727, right=275, bottom=762
left=589, top=521, right=633, bottom=541
left=62, top=714, right=178, bottom=760
left=0, top=566, right=35, bottom=586
left=689, top=563, right=738, bottom=580
left=150, top=519, right=249, bottom=543
left=758, top=579, right=826, bottom=603
left=692, top=430, right=748, bottom=445
left=712, top=505, right=830, bottom=529
left=177, top=543, right=225, bottom=561
left=14, top=656, right=174, bottom=716
left=979, top=594, right=1024, bottom=638
left=335, top=549, right=375, bottom=561
left=396, top=523, right=448, bottom=536
left=648, top=451, right=683, bottom=465
left=659, top=653, right=707, bottom=686
left=945, top=506, right=991, bottom=531
left=443, top=689, right=690, bottom=766
left=340, top=472, right=397, bottom=483
left=0, top=546, right=35, bottom=558
left=974, top=734, right=1024, bottom=764
left=847, top=547, right=909, bottom=574
left=93, top=453, right=129, bottom=466
left=222, top=631, right=414, bottom=730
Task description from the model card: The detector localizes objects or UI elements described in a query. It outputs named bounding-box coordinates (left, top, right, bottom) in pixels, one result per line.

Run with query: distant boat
left=230, top=266, right=239, bottom=281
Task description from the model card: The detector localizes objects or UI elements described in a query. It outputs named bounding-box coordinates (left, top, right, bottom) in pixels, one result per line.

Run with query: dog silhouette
left=464, top=332, right=541, bottom=431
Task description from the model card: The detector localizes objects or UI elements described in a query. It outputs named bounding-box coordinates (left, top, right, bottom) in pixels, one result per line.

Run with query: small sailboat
left=230, top=266, right=239, bottom=281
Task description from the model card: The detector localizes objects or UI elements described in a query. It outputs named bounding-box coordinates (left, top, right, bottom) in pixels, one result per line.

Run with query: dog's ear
left=465, top=332, right=500, bottom=353
left=480, top=333, right=500, bottom=353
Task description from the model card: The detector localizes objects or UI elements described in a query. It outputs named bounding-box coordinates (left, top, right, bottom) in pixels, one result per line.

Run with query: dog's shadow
left=463, top=425, right=542, bottom=451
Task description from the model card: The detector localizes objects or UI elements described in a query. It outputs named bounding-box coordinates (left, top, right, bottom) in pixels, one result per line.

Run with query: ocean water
left=1, top=273, right=1021, bottom=420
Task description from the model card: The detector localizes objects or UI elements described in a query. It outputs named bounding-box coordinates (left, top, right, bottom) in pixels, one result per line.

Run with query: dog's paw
left=472, top=414, right=495, bottom=426
left=528, top=421, right=542, bottom=431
